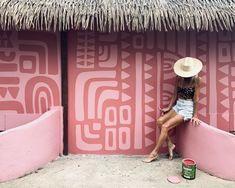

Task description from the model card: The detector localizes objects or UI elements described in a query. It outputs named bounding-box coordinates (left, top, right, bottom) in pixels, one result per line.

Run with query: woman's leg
left=143, top=114, right=184, bottom=162
left=152, top=115, right=184, bottom=156
left=157, top=109, right=176, bottom=147
left=168, top=138, right=176, bottom=160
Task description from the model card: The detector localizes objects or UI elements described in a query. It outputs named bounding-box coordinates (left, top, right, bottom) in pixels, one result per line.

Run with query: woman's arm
left=161, top=77, right=178, bottom=113
left=168, top=81, right=178, bottom=109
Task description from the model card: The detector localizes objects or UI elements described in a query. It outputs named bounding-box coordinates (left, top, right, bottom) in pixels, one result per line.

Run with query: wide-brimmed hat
left=173, top=57, right=203, bottom=78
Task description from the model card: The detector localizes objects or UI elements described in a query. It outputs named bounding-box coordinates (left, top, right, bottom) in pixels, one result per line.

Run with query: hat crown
left=180, top=58, right=193, bottom=72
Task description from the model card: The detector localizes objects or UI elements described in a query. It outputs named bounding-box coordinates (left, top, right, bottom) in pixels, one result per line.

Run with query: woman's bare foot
left=168, top=144, right=175, bottom=160
left=142, top=153, right=159, bottom=163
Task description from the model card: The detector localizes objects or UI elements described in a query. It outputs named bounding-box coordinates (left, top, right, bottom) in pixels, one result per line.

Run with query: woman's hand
left=191, top=116, right=201, bottom=126
left=159, top=106, right=171, bottom=115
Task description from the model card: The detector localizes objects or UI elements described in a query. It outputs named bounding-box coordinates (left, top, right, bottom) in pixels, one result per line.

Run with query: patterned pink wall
left=68, top=31, right=235, bottom=154
left=0, top=31, right=61, bottom=118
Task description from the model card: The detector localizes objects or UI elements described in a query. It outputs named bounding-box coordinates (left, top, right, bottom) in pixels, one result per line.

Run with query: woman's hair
left=177, top=75, right=198, bottom=87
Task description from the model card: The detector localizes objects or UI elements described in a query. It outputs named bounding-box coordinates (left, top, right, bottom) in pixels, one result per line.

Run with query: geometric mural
left=68, top=31, right=235, bottom=154
left=0, top=31, right=61, bottom=115
left=68, top=32, right=157, bottom=154
left=2, top=30, right=235, bottom=154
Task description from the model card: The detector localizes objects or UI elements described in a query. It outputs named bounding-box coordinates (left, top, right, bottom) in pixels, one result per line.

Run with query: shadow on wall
left=0, top=106, right=63, bottom=182
left=176, top=121, right=235, bottom=181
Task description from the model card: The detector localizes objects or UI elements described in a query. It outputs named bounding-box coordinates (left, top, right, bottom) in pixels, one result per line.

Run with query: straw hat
left=173, top=57, right=203, bottom=78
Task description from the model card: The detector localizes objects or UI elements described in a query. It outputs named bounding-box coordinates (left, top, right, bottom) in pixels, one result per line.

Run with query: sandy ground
left=1, top=155, right=235, bottom=188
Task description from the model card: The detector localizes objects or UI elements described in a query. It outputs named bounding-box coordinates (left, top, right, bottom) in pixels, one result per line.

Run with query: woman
left=143, top=57, right=202, bottom=163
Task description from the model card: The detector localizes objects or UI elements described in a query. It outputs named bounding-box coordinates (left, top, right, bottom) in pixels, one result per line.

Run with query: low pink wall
left=176, top=122, right=235, bottom=181
left=0, top=113, right=41, bottom=131
left=0, top=106, right=63, bottom=182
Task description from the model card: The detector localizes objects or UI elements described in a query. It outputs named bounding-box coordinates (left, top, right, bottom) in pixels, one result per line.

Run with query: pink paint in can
left=182, top=158, right=196, bottom=180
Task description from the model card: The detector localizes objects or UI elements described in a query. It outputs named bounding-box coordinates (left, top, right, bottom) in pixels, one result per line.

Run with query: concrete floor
left=1, top=155, right=235, bottom=188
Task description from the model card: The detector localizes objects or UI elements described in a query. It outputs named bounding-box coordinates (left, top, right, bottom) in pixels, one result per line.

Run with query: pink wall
left=0, top=113, right=41, bottom=130
left=0, top=31, right=61, bottom=118
left=0, top=107, right=63, bottom=182
left=176, top=122, right=235, bottom=181
left=68, top=31, right=235, bottom=154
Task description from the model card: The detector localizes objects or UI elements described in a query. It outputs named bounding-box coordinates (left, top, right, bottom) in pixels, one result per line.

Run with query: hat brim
left=173, top=58, right=203, bottom=78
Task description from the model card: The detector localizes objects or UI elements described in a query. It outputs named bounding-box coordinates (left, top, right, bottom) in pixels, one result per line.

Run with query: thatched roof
left=0, top=0, right=234, bottom=32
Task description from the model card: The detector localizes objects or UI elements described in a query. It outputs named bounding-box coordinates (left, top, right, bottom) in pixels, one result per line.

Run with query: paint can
left=182, top=158, right=196, bottom=180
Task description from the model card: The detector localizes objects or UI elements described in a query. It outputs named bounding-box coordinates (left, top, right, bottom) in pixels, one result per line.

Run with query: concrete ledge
left=0, top=106, right=63, bottom=182
left=0, top=113, right=41, bottom=131
left=176, top=121, right=235, bottom=181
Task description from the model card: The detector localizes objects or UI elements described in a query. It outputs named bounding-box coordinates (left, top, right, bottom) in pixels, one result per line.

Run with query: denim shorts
left=172, top=98, right=194, bottom=121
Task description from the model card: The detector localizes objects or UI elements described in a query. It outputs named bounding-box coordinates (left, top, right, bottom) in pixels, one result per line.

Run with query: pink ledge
left=0, top=113, right=41, bottom=131
left=176, top=121, right=235, bottom=181
left=0, top=106, right=63, bottom=182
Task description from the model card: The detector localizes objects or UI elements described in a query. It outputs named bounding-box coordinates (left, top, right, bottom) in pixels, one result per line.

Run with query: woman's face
left=183, top=75, right=196, bottom=80
left=180, top=76, right=192, bottom=80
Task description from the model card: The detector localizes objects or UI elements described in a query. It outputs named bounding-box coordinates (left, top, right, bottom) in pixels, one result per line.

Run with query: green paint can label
left=182, top=158, right=196, bottom=180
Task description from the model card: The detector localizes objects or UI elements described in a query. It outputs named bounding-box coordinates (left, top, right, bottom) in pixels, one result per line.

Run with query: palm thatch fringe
left=0, top=0, right=234, bottom=32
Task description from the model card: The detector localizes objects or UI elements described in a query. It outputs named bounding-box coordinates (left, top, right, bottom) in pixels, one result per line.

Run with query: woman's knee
left=156, top=117, right=164, bottom=126
left=161, top=124, right=170, bottom=133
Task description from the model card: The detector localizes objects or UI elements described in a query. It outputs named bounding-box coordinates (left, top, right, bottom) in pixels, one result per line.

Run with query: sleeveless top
left=177, top=76, right=196, bottom=100
left=177, top=86, right=195, bottom=99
